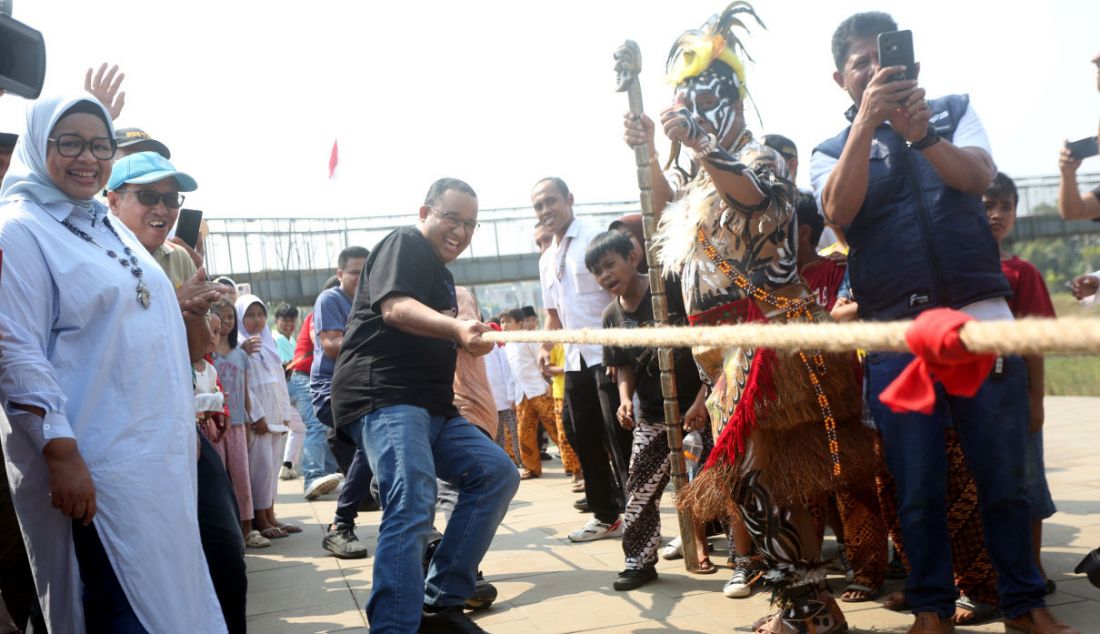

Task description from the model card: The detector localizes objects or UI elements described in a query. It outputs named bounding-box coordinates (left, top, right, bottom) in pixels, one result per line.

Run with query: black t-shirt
left=331, top=226, right=459, bottom=426
left=601, top=277, right=702, bottom=425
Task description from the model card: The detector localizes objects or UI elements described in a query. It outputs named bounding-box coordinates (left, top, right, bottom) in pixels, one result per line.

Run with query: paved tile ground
left=246, top=396, right=1100, bottom=633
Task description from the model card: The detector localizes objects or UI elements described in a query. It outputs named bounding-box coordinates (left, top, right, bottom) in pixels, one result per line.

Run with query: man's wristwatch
left=909, top=127, right=940, bottom=150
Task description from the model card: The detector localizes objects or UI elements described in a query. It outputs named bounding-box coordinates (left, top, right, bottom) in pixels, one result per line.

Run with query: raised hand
left=1060, top=144, right=1083, bottom=176
left=623, top=112, right=655, bottom=150
left=85, top=63, right=126, bottom=121
left=660, top=106, right=711, bottom=152
left=854, top=66, right=919, bottom=133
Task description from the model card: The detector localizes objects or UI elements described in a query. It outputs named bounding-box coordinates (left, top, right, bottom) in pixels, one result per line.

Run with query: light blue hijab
left=0, top=94, right=114, bottom=208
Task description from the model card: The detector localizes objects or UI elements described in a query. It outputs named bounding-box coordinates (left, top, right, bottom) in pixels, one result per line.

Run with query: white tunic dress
left=0, top=199, right=226, bottom=633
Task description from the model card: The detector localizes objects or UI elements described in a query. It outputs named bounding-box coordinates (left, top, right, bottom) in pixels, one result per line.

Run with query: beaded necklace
left=59, top=214, right=151, bottom=309
left=696, top=227, right=842, bottom=476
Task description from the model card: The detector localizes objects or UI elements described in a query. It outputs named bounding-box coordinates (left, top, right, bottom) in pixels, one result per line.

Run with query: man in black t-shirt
left=330, top=178, right=519, bottom=634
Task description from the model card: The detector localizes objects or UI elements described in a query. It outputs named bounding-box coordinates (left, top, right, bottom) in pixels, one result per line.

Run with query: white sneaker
left=661, top=536, right=684, bottom=560
left=304, top=473, right=342, bottom=501
left=723, top=557, right=756, bottom=598
left=279, top=465, right=300, bottom=480
left=568, top=518, right=623, bottom=542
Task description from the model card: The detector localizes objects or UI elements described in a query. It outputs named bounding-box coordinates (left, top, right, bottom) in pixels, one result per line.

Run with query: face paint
left=676, top=65, right=741, bottom=147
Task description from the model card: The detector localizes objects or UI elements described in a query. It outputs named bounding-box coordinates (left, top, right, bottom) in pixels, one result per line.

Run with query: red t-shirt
left=287, top=312, right=315, bottom=373
left=1001, top=256, right=1056, bottom=319
left=801, top=257, right=847, bottom=312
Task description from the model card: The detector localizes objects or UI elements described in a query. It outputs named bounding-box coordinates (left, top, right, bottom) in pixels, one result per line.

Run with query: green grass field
left=1044, top=293, right=1100, bottom=396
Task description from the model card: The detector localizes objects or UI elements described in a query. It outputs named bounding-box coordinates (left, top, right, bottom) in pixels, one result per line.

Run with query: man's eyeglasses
left=428, top=207, right=479, bottom=233
left=48, top=133, right=117, bottom=160
left=115, top=189, right=185, bottom=209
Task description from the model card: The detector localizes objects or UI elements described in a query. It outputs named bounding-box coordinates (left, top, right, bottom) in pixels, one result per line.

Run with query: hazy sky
left=3, top=0, right=1098, bottom=218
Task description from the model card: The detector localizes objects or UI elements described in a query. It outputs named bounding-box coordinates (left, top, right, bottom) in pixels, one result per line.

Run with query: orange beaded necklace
left=696, top=227, right=842, bottom=476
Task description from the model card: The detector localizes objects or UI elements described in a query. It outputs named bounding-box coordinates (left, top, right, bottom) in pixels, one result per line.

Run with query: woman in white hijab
left=0, top=95, right=226, bottom=633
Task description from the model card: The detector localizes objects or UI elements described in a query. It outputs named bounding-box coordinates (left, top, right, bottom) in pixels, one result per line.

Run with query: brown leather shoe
left=1003, top=607, right=1080, bottom=634
left=908, top=612, right=955, bottom=634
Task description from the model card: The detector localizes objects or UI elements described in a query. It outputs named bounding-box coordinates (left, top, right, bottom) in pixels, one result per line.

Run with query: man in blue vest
left=810, top=12, right=1076, bottom=634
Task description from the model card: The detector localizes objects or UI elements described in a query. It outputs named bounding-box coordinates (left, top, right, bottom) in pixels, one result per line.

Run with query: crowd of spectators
left=0, top=12, right=1096, bottom=634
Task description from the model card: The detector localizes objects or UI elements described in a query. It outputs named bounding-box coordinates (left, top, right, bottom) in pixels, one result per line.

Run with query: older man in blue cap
left=106, top=151, right=199, bottom=286
left=106, top=150, right=249, bottom=633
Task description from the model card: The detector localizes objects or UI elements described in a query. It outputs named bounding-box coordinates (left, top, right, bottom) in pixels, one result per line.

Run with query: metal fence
left=204, top=173, right=1100, bottom=278
left=1014, top=173, right=1100, bottom=217
left=203, top=201, right=638, bottom=278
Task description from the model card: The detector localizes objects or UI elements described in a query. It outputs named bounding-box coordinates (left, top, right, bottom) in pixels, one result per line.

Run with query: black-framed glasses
left=116, top=189, right=185, bottom=209
left=48, top=133, right=117, bottom=160
left=428, top=207, right=479, bottom=233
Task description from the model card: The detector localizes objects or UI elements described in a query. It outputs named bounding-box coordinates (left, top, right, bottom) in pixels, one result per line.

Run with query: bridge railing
left=203, top=173, right=1100, bottom=279
left=202, top=201, right=638, bottom=278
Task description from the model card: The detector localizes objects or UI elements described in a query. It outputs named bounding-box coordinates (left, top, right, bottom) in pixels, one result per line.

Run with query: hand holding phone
left=877, top=30, right=916, bottom=82
left=1066, top=136, right=1099, bottom=161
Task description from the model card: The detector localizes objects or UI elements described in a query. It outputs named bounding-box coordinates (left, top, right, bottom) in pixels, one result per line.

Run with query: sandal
left=840, top=582, right=876, bottom=602
left=520, top=470, right=539, bottom=480
left=882, top=590, right=910, bottom=611
left=277, top=523, right=303, bottom=534
left=953, top=594, right=1000, bottom=625
left=690, top=557, right=719, bottom=575
left=244, top=530, right=271, bottom=548
left=571, top=479, right=585, bottom=493
left=259, top=526, right=288, bottom=539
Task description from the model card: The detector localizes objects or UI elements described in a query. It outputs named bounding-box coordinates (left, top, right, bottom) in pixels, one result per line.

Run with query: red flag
left=328, top=139, right=339, bottom=179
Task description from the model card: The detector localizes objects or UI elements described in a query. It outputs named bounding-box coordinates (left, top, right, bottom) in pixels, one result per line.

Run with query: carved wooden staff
left=614, top=40, right=699, bottom=572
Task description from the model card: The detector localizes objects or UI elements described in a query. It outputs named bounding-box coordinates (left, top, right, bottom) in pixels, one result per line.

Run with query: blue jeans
left=352, top=405, right=519, bottom=633
left=72, top=521, right=149, bottom=634
left=868, top=352, right=1046, bottom=619
left=288, top=372, right=337, bottom=489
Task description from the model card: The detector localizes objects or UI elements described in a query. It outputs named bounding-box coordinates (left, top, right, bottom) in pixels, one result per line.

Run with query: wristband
left=909, top=127, right=940, bottom=151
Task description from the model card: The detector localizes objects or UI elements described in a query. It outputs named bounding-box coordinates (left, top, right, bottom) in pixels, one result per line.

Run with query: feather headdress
left=665, top=1, right=765, bottom=96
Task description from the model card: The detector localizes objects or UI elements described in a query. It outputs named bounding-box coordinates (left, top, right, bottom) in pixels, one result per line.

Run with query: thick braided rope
left=481, top=318, right=1100, bottom=355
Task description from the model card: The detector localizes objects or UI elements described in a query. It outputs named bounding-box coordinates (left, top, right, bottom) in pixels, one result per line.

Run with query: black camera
left=0, top=0, right=46, bottom=99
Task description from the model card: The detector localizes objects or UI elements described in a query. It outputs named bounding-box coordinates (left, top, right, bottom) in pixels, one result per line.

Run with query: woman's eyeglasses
left=115, top=189, right=186, bottom=209
left=48, top=133, right=117, bottom=160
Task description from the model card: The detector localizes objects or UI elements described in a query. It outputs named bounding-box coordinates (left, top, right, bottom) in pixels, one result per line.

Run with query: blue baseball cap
left=107, top=151, right=197, bottom=192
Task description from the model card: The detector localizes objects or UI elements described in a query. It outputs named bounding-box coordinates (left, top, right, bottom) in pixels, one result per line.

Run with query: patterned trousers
left=622, top=421, right=672, bottom=570
left=495, top=408, right=521, bottom=467
left=516, top=394, right=558, bottom=476
left=553, top=398, right=581, bottom=475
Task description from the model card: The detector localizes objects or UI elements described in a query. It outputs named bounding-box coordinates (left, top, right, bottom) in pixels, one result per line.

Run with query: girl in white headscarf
left=235, top=294, right=301, bottom=538
left=0, top=95, right=226, bottom=633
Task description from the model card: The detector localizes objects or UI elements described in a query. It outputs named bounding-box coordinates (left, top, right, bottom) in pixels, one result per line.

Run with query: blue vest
left=813, top=94, right=1010, bottom=321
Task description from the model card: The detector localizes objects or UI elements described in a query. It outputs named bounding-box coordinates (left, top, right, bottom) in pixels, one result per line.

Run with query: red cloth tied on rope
left=879, top=308, right=996, bottom=414
left=487, top=321, right=505, bottom=347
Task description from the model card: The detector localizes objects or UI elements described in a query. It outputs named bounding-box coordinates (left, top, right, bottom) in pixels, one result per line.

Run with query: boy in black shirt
left=331, top=178, right=519, bottom=634
left=585, top=231, right=710, bottom=591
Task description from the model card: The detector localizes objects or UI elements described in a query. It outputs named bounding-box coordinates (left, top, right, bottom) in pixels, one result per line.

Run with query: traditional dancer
left=623, top=4, right=874, bottom=631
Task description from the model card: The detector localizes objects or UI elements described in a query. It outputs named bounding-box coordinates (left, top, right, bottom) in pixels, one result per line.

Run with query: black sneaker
left=419, top=605, right=486, bottom=634
left=540, top=451, right=553, bottom=461
left=613, top=566, right=658, bottom=591
left=322, top=523, right=369, bottom=559
left=573, top=498, right=589, bottom=512
left=464, top=571, right=497, bottom=611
